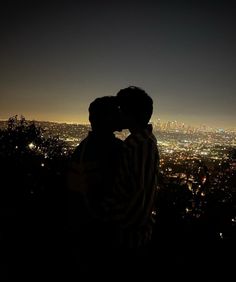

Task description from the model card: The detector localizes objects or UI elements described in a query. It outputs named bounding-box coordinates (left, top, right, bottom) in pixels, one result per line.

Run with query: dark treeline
left=0, top=116, right=71, bottom=280
left=0, top=116, right=235, bottom=281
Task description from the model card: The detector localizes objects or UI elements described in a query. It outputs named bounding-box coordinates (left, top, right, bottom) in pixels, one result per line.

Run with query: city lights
left=28, top=142, right=35, bottom=150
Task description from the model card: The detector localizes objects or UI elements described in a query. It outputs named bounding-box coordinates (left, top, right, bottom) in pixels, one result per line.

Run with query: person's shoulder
left=124, top=132, right=143, bottom=148
left=124, top=128, right=158, bottom=152
left=149, top=131, right=157, bottom=144
left=143, top=124, right=157, bottom=144
left=71, top=136, right=89, bottom=161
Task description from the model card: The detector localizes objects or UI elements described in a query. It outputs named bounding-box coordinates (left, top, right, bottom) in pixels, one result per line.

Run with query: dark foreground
left=0, top=207, right=235, bottom=282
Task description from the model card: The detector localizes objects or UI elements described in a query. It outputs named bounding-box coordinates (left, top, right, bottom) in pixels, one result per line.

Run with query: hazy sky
left=1, top=0, right=236, bottom=127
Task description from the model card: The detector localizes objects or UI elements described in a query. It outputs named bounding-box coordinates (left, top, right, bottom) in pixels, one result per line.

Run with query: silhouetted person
left=108, top=86, right=160, bottom=277
left=67, top=96, right=123, bottom=278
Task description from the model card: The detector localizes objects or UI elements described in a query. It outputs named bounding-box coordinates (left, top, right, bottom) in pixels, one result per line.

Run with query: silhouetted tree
left=0, top=115, right=72, bottom=228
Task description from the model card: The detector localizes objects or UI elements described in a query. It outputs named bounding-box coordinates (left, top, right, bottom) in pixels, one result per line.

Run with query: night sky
left=1, top=0, right=236, bottom=128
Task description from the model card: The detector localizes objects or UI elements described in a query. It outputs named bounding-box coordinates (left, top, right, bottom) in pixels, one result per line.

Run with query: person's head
left=116, top=86, right=153, bottom=130
left=89, top=96, right=122, bottom=133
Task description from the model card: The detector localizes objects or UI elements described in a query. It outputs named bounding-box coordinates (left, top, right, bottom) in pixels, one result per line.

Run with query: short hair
left=116, top=86, right=153, bottom=126
left=89, top=96, right=120, bottom=131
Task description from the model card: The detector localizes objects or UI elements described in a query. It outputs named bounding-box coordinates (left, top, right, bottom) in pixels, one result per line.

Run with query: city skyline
left=1, top=116, right=236, bottom=133
left=1, top=0, right=236, bottom=128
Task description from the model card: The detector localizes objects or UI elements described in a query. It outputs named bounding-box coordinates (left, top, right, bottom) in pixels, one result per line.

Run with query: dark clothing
left=70, top=131, right=123, bottom=219
left=67, top=127, right=159, bottom=279
left=67, top=131, right=123, bottom=254
left=111, top=124, right=160, bottom=248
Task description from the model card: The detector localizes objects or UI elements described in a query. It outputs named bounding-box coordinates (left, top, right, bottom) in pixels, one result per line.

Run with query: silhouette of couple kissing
left=68, top=86, right=160, bottom=252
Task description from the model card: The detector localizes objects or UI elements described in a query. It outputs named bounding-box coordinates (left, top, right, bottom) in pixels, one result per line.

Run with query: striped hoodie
left=110, top=124, right=160, bottom=248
